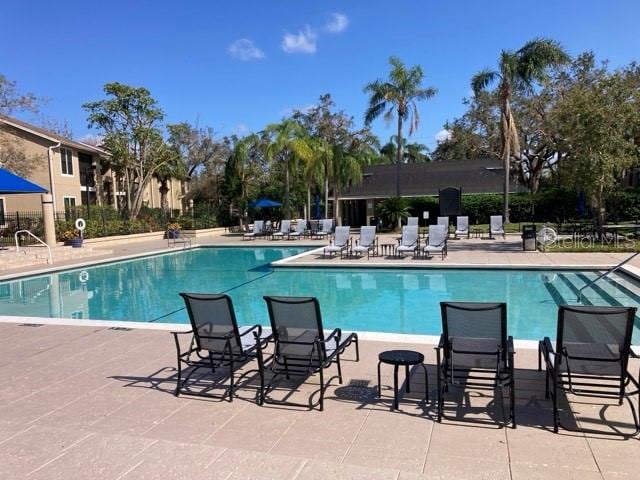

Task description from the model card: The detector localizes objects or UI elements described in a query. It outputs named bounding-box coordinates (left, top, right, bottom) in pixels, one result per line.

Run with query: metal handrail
left=577, top=251, right=640, bottom=302
left=15, top=230, right=52, bottom=264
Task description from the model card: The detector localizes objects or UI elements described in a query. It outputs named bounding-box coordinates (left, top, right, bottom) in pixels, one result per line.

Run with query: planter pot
left=167, top=229, right=180, bottom=239
left=70, top=238, right=83, bottom=248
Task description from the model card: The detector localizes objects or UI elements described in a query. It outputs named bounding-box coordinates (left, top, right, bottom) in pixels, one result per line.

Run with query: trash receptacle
left=522, top=225, right=537, bottom=251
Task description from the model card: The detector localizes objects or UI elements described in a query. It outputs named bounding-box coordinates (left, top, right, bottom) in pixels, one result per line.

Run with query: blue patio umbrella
left=250, top=198, right=282, bottom=208
left=0, top=168, right=47, bottom=194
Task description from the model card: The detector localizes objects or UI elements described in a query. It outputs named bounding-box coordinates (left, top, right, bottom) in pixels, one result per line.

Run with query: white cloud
left=325, top=12, right=349, bottom=33
left=281, top=26, right=317, bottom=54
left=234, top=123, right=249, bottom=135
left=227, top=38, right=265, bottom=61
left=435, top=129, right=452, bottom=144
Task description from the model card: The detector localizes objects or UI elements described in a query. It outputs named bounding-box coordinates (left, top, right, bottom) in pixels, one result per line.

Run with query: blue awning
left=0, top=168, right=47, bottom=194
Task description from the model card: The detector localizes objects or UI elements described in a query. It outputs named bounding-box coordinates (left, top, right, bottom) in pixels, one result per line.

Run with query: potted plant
left=167, top=222, right=182, bottom=239
left=63, top=229, right=83, bottom=248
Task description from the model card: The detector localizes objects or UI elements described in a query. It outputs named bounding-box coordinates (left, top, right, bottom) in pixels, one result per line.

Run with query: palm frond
left=471, top=68, right=499, bottom=95
left=516, top=38, right=570, bottom=83
left=364, top=101, right=387, bottom=125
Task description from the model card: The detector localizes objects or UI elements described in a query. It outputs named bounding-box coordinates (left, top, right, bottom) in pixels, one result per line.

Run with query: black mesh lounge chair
left=173, top=293, right=271, bottom=403
left=437, top=302, right=516, bottom=427
left=263, top=296, right=359, bottom=410
left=538, top=305, right=639, bottom=435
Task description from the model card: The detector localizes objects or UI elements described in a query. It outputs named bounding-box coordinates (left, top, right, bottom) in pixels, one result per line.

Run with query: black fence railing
left=0, top=206, right=217, bottom=246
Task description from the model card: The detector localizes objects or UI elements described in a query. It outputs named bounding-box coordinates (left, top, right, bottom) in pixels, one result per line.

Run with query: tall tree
left=364, top=57, right=437, bottom=198
left=83, top=82, right=177, bottom=219
left=471, top=38, right=569, bottom=221
left=553, top=55, right=640, bottom=228
left=0, top=74, right=43, bottom=177
left=264, top=119, right=313, bottom=218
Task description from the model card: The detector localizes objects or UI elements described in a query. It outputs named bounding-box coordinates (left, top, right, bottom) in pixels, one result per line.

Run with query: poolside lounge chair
left=262, top=296, right=359, bottom=410
left=490, top=215, right=505, bottom=239
left=271, top=220, right=291, bottom=240
left=315, top=219, right=333, bottom=239
left=350, top=226, right=377, bottom=259
left=168, top=229, right=192, bottom=248
left=396, top=225, right=420, bottom=257
left=407, top=217, right=419, bottom=227
left=173, top=293, right=271, bottom=403
left=539, top=305, right=639, bottom=435
left=323, top=226, right=350, bottom=258
left=288, top=219, right=307, bottom=240
left=437, top=216, right=449, bottom=237
left=243, top=220, right=264, bottom=240
left=437, top=302, right=516, bottom=427
left=423, top=225, right=448, bottom=259
left=455, top=216, right=469, bottom=239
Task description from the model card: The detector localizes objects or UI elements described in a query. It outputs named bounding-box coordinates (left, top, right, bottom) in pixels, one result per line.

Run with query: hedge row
left=405, top=189, right=640, bottom=224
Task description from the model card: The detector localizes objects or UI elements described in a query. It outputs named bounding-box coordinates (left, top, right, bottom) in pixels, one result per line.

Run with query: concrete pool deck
left=0, top=322, right=638, bottom=479
left=1, top=232, right=640, bottom=478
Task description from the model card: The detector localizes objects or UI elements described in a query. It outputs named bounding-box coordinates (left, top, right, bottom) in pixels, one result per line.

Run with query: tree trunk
left=159, top=179, right=169, bottom=211
left=285, top=156, right=290, bottom=219
left=396, top=115, right=403, bottom=229
left=306, top=186, right=311, bottom=220
left=332, top=183, right=341, bottom=225
left=324, top=174, right=329, bottom=219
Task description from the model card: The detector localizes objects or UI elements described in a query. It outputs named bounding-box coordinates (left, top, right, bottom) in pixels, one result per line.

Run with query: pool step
left=0, top=246, right=113, bottom=270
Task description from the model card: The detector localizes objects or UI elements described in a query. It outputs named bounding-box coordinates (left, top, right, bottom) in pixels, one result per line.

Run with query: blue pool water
left=1, top=247, right=639, bottom=341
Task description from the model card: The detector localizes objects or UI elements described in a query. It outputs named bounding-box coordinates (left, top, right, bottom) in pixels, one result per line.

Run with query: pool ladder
left=15, top=230, right=52, bottom=265
left=576, top=251, right=640, bottom=302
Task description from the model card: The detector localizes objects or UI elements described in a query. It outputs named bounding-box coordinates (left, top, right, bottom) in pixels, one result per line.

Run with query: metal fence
left=1, top=207, right=217, bottom=247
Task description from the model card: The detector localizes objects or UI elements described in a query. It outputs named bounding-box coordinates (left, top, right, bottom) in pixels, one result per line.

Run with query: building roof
left=0, top=114, right=107, bottom=156
left=338, top=158, right=523, bottom=199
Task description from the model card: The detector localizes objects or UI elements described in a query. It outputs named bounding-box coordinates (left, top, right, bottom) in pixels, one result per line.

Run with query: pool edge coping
left=0, top=314, right=545, bottom=349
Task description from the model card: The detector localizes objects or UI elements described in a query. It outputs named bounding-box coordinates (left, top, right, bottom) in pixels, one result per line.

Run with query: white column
left=41, top=194, right=57, bottom=247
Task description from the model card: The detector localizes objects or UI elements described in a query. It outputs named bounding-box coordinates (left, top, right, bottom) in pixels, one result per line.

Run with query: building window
left=0, top=197, right=5, bottom=226
left=63, top=196, right=76, bottom=209
left=60, top=148, right=73, bottom=176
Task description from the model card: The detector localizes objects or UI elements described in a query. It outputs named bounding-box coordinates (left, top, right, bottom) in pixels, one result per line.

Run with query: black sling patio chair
left=436, top=302, right=516, bottom=427
left=538, top=305, right=639, bottom=436
left=173, top=293, right=271, bottom=403
left=262, top=296, right=360, bottom=411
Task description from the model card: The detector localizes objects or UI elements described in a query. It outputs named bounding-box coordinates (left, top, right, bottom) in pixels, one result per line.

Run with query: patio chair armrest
left=540, top=336, right=554, bottom=360
left=171, top=329, right=194, bottom=336
left=507, top=336, right=515, bottom=355
left=435, top=334, right=445, bottom=350
left=239, top=324, right=262, bottom=338
left=324, top=328, right=342, bottom=345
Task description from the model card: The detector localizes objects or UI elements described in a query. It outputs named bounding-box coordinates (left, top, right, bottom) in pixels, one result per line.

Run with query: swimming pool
left=1, top=246, right=639, bottom=341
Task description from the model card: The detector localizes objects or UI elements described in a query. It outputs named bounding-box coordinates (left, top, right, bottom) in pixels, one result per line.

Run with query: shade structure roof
left=250, top=198, right=282, bottom=208
left=0, top=168, right=47, bottom=194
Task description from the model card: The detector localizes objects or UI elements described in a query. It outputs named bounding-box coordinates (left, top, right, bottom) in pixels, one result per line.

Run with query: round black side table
left=377, top=350, right=428, bottom=409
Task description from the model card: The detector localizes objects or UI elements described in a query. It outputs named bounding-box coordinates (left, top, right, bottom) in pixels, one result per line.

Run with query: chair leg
left=349, top=334, right=360, bottom=361
left=405, top=364, right=411, bottom=394
left=336, top=354, right=343, bottom=384
left=319, top=367, right=325, bottom=411
left=552, top=380, right=559, bottom=433
left=228, top=357, right=234, bottom=403
left=377, top=360, right=382, bottom=397
left=393, top=364, right=399, bottom=410
left=174, top=353, right=183, bottom=396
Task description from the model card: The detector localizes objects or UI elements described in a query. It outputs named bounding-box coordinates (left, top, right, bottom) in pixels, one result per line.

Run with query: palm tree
left=264, top=119, right=313, bottom=218
left=364, top=57, right=437, bottom=197
left=404, top=142, right=429, bottom=163
left=471, top=38, right=569, bottom=222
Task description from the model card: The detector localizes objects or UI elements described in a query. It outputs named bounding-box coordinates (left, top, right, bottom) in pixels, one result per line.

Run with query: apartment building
left=0, top=114, right=184, bottom=216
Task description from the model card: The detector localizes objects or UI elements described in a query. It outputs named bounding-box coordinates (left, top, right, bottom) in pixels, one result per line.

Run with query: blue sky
left=2, top=0, right=640, bottom=149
